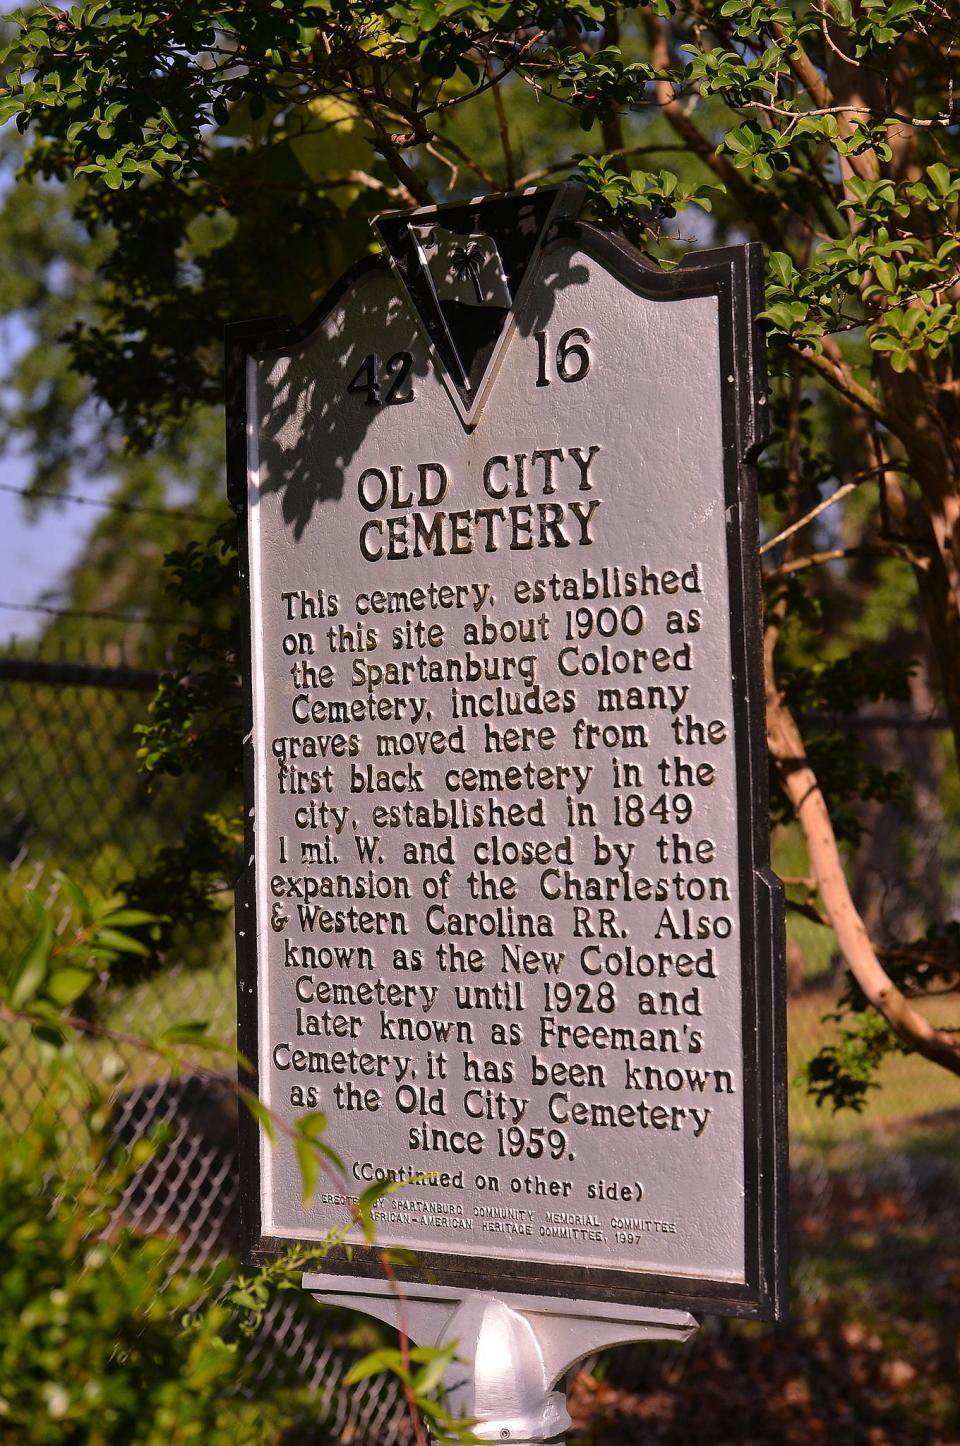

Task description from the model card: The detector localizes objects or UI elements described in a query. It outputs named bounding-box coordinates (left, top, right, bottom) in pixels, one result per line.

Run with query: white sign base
left=304, top=1273, right=698, bottom=1441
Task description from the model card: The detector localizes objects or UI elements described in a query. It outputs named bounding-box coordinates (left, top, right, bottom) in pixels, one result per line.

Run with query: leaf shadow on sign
left=251, top=248, right=591, bottom=543
left=513, top=252, right=590, bottom=349
left=254, top=269, right=419, bottom=541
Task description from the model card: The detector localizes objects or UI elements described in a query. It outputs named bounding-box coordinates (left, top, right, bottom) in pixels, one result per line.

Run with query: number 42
left=346, top=350, right=415, bottom=407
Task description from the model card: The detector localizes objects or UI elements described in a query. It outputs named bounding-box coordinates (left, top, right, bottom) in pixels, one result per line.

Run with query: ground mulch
left=567, top=1139, right=960, bottom=1445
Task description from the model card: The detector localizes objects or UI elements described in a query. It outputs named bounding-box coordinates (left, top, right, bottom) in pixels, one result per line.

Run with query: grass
left=787, top=988, right=960, bottom=1146
left=0, top=918, right=238, bottom=1140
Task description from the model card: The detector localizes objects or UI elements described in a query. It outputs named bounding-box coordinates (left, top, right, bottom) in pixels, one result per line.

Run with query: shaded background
left=0, top=25, right=958, bottom=1431
left=2, top=531, right=958, bottom=1446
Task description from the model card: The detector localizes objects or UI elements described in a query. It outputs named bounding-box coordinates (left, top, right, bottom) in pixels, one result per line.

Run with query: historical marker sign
left=228, top=188, right=788, bottom=1320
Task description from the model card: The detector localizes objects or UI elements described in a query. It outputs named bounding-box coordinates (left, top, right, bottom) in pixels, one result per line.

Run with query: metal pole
left=305, top=1275, right=698, bottom=1443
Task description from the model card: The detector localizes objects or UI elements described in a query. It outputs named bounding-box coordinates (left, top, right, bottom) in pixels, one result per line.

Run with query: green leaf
left=99, top=908, right=166, bottom=927
left=160, top=1020, right=211, bottom=1042
left=311, top=1137, right=345, bottom=1173
left=54, top=873, right=92, bottom=920
left=44, top=967, right=95, bottom=1007
left=244, top=1094, right=277, bottom=1146
left=768, top=251, right=796, bottom=287
left=296, top=1110, right=327, bottom=1141
left=724, top=126, right=755, bottom=155
left=345, top=1347, right=410, bottom=1386
left=356, top=1177, right=405, bottom=1242
left=356, top=1176, right=404, bottom=1213
left=759, top=301, right=805, bottom=332
left=295, top=1135, right=319, bottom=1209
left=32, top=1021, right=67, bottom=1049
left=293, top=1111, right=344, bottom=1188
left=901, top=307, right=923, bottom=337
left=227, top=1288, right=260, bottom=1311
left=381, top=1246, right=419, bottom=1267
left=413, top=1339, right=458, bottom=1397
left=92, top=927, right=151, bottom=957
left=927, top=162, right=951, bottom=196
left=7, top=899, right=54, bottom=1009
left=873, top=258, right=896, bottom=292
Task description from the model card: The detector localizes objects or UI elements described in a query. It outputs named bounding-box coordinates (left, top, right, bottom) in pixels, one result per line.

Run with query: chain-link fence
left=0, top=639, right=412, bottom=1444
left=3, top=638, right=959, bottom=1441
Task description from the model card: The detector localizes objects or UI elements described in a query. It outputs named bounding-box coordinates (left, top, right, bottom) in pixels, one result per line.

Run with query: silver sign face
left=230, top=204, right=787, bottom=1319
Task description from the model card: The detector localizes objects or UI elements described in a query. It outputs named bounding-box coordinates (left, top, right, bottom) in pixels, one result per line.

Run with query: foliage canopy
left=2, top=0, right=960, bottom=1103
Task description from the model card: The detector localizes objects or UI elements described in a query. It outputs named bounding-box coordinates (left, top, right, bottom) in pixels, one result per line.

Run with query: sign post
left=228, top=185, right=787, bottom=1438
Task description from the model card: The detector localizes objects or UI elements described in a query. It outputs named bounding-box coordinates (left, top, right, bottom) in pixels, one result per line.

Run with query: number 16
left=535, top=327, right=592, bottom=386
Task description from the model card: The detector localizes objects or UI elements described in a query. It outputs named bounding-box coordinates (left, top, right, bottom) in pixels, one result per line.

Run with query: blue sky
left=0, top=293, right=98, bottom=639
left=0, top=457, right=96, bottom=640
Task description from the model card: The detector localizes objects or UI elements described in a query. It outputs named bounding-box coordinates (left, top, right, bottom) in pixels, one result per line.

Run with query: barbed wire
left=0, top=598, right=189, bottom=627
left=0, top=480, right=220, bottom=524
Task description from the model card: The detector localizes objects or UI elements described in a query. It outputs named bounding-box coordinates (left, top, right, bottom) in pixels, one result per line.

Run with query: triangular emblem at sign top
left=372, top=181, right=585, bottom=428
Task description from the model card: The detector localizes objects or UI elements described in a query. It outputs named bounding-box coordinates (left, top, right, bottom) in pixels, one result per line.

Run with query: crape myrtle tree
left=2, top=0, right=960, bottom=1105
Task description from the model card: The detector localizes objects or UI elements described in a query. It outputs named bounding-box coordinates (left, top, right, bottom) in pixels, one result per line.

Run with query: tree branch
left=488, top=59, right=515, bottom=190
left=430, top=130, right=496, bottom=190
left=795, top=341, right=892, bottom=429
left=641, top=11, right=784, bottom=250
left=764, top=542, right=931, bottom=579
left=771, top=20, right=832, bottom=111
left=515, top=144, right=693, bottom=189
left=600, top=10, right=627, bottom=165
left=765, top=643, right=960, bottom=1076
left=759, top=466, right=902, bottom=555
left=364, top=120, right=432, bottom=205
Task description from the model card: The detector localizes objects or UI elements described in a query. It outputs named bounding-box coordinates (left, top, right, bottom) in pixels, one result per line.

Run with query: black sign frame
left=226, top=219, right=788, bottom=1322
